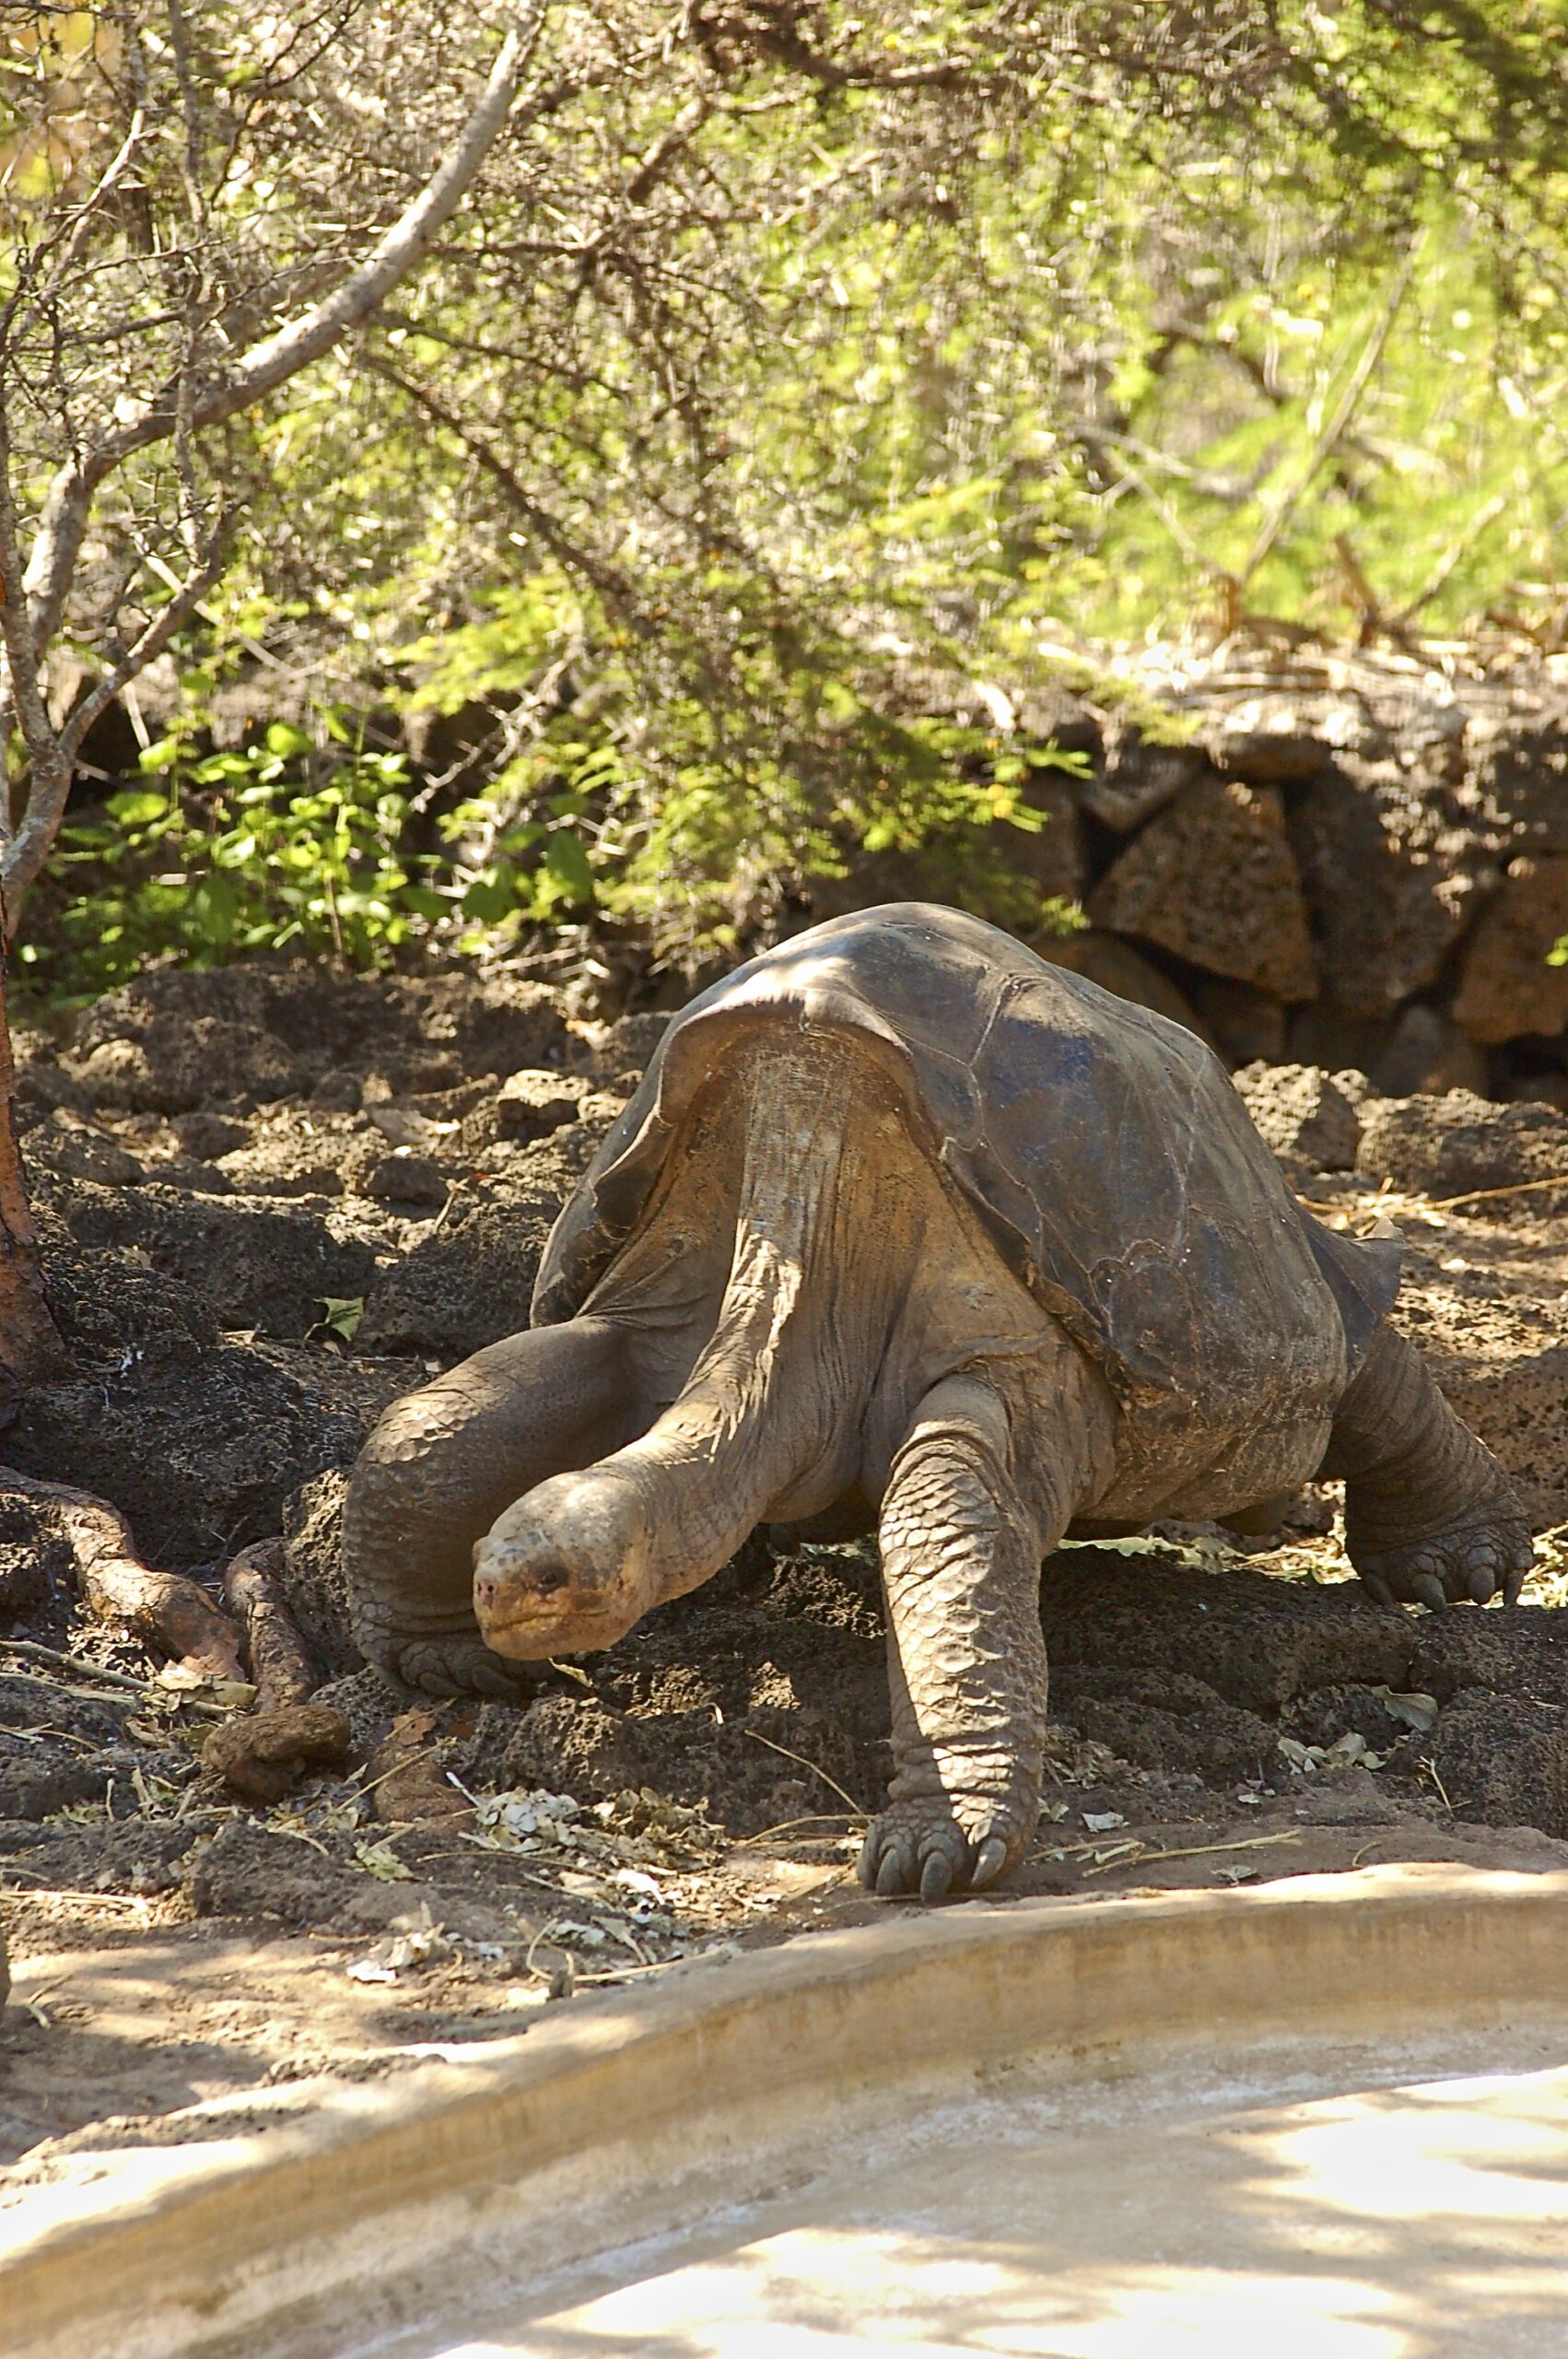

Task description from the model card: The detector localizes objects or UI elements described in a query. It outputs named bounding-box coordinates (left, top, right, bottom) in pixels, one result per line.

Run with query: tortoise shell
left=533, top=904, right=1398, bottom=1464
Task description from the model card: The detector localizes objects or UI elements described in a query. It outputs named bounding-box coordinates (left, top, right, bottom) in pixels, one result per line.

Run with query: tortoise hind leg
left=345, top=1319, right=649, bottom=1696
left=1322, top=1323, right=1532, bottom=1610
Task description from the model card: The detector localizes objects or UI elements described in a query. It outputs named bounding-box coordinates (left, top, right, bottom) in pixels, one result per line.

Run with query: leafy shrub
left=18, top=686, right=1085, bottom=999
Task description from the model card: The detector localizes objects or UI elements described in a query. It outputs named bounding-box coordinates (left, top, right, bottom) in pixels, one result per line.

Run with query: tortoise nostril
left=476, top=1560, right=568, bottom=1613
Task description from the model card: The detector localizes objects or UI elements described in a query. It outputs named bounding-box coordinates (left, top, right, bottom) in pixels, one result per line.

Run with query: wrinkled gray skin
left=345, top=905, right=1532, bottom=1902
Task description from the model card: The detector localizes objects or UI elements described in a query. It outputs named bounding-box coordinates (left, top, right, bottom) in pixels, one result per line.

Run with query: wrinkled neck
left=602, top=1036, right=890, bottom=1599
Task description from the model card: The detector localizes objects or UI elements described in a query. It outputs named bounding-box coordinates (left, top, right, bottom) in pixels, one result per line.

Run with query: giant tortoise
left=345, top=903, right=1531, bottom=1898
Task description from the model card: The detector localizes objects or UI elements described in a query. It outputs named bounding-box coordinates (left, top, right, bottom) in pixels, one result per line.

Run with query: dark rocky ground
left=3, top=939, right=1568, bottom=2195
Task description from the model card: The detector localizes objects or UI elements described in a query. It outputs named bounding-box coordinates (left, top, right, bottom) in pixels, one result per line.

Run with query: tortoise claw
left=919, top=1850, right=954, bottom=1903
left=874, top=1848, right=908, bottom=1898
left=972, top=1836, right=1010, bottom=1889
left=858, top=1798, right=1025, bottom=1903
left=1353, top=1509, right=1534, bottom=1614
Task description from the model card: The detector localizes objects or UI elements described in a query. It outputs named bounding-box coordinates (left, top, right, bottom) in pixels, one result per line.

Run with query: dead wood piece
left=202, top=1702, right=353, bottom=1805
left=0, top=1464, right=244, bottom=1680
left=223, top=1537, right=318, bottom=1708
left=0, top=955, right=68, bottom=1392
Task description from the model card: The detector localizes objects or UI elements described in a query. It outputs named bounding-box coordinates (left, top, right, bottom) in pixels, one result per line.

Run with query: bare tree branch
left=362, top=353, right=649, bottom=622
left=0, top=393, right=64, bottom=883
left=1, top=3, right=545, bottom=914
left=1238, top=229, right=1424, bottom=588
left=20, top=2, right=546, bottom=657
left=59, top=528, right=232, bottom=769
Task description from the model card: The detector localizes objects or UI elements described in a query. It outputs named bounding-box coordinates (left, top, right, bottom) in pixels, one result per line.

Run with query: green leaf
left=106, top=790, right=171, bottom=826
left=190, top=872, right=244, bottom=944
left=497, top=822, right=546, bottom=855
left=461, top=866, right=518, bottom=922
left=543, top=829, right=594, bottom=904
left=136, top=738, right=181, bottom=775
left=353, top=1834, right=413, bottom=1881
left=319, top=1296, right=365, bottom=1342
left=264, top=722, right=312, bottom=759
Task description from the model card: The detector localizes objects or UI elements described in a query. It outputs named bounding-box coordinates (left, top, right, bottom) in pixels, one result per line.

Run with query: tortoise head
left=473, top=1466, right=655, bottom=1658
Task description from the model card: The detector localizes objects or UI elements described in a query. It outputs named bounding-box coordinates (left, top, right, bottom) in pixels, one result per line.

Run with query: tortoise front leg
left=860, top=1375, right=1059, bottom=1903
left=345, top=1318, right=650, bottom=1696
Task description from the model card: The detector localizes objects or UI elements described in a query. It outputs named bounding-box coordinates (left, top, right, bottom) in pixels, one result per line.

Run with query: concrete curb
left=6, top=1862, right=1568, bottom=2359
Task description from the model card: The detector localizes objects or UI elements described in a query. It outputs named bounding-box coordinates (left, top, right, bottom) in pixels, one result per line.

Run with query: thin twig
left=1082, top=1828, right=1302, bottom=1878
left=350, top=1744, right=443, bottom=1802
left=53, top=513, right=233, bottom=767
left=742, top=1727, right=867, bottom=1819
left=0, top=1881, right=155, bottom=1908
left=0, top=1644, right=233, bottom=1720
left=0, top=1637, right=153, bottom=1694
left=735, top=1813, right=860, bottom=1848
left=1391, top=493, right=1509, bottom=627
left=1423, top=1173, right=1568, bottom=1211
left=1239, top=229, right=1424, bottom=589
left=1305, top=1170, right=1568, bottom=1217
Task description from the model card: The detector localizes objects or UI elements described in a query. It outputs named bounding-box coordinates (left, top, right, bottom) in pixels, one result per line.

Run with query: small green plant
left=21, top=719, right=432, bottom=996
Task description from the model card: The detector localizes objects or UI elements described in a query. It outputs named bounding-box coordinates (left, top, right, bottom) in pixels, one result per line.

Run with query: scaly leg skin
left=860, top=1375, right=1058, bottom=1903
left=1323, top=1322, right=1533, bottom=1612
left=344, top=1319, right=649, bottom=1696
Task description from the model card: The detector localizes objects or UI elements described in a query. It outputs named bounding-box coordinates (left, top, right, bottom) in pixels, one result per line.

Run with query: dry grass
left=1522, top=1525, right=1568, bottom=1611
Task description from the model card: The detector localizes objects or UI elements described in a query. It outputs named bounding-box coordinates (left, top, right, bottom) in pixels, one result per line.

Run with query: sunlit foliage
left=5, top=4, right=1567, bottom=968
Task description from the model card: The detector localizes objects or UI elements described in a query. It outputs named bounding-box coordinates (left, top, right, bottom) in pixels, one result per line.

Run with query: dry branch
left=222, top=1537, right=318, bottom=1708
left=0, top=1465, right=243, bottom=1679
left=1, top=4, right=545, bottom=908
left=1239, top=230, right=1424, bottom=591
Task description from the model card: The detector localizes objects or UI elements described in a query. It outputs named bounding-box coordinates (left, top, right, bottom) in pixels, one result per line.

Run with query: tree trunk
left=0, top=946, right=67, bottom=1394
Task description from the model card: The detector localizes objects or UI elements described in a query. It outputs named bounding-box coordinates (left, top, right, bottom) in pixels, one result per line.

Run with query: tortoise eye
left=530, top=1557, right=571, bottom=1595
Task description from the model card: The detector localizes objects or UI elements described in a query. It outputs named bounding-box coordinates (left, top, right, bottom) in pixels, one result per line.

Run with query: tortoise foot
left=857, top=1790, right=1029, bottom=1903
left=392, top=1635, right=543, bottom=1700
left=1351, top=1505, right=1533, bottom=1612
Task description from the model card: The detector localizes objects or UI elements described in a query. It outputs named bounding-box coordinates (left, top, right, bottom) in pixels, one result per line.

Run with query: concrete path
left=393, top=2053, right=1568, bottom=2357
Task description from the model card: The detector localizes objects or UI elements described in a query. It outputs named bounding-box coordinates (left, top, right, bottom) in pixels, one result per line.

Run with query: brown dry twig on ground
left=222, top=1538, right=318, bottom=1709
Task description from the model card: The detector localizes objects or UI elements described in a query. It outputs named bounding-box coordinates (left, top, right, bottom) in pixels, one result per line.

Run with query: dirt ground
left=4, top=953, right=1568, bottom=2213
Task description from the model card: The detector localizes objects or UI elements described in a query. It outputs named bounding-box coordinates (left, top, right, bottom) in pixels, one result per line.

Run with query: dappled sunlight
left=1243, top=2066, right=1568, bottom=2228
left=393, top=2061, right=1568, bottom=2359
left=430, top=2231, right=1411, bottom=2359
